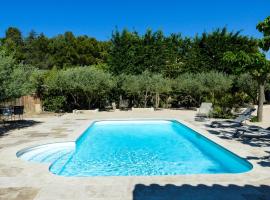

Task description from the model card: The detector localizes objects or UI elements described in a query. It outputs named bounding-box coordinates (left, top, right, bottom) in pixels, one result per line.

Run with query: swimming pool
left=17, top=120, right=252, bottom=176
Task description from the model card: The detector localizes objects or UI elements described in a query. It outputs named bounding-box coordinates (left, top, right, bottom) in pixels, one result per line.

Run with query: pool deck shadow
left=133, top=184, right=270, bottom=200
left=202, top=123, right=270, bottom=168
left=0, top=120, right=42, bottom=137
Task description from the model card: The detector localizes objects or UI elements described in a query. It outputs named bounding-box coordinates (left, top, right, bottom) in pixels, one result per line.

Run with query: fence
left=0, top=95, right=42, bottom=114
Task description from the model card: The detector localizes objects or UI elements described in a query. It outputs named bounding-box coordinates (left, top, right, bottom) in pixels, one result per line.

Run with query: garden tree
left=5, top=64, right=37, bottom=99
left=4, top=27, right=24, bottom=62
left=223, top=51, right=270, bottom=121
left=0, top=49, right=16, bottom=101
left=257, top=16, right=270, bottom=51
left=236, top=73, right=258, bottom=104
left=139, top=71, right=156, bottom=108
left=29, top=69, right=47, bottom=99
left=24, top=32, right=53, bottom=69
left=47, top=32, right=109, bottom=68
left=150, top=74, right=172, bottom=108
left=77, top=67, right=115, bottom=109
left=5, top=27, right=23, bottom=46
left=256, top=16, right=270, bottom=121
left=109, top=29, right=141, bottom=74
left=182, top=28, right=258, bottom=74
left=197, top=71, right=233, bottom=104
left=109, top=29, right=187, bottom=76
left=173, top=72, right=233, bottom=111
left=1, top=27, right=109, bottom=69
left=43, top=68, right=68, bottom=111
left=221, top=16, right=270, bottom=121
left=173, top=73, right=204, bottom=107
left=75, top=36, right=110, bottom=66
left=163, top=35, right=190, bottom=78
left=198, top=71, right=234, bottom=117
left=121, top=72, right=172, bottom=108
left=121, top=74, right=142, bottom=106
left=0, top=49, right=36, bottom=101
left=43, top=67, right=115, bottom=111
left=48, top=32, right=79, bottom=67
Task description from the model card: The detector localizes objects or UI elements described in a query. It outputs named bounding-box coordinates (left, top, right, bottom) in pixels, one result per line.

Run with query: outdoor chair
left=104, top=101, right=116, bottom=111
left=195, top=102, right=213, bottom=121
left=210, top=107, right=255, bottom=128
left=13, top=106, right=24, bottom=120
left=119, top=100, right=129, bottom=110
left=112, top=102, right=116, bottom=110
left=235, top=107, right=256, bottom=116
left=233, top=126, right=270, bottom=140
left=0, top=106, right=13, bottom=121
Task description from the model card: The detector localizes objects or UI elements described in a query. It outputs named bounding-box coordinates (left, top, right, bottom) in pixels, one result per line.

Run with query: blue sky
left=0, top=0, right=269, bottom=41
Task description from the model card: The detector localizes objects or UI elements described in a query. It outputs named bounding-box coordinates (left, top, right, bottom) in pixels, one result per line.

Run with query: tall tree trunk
left=86, top=95, right=91, bottom=109
left=257, top=83, right=265, bottom=122
left=155, top=92, right=160, bottom=109
left=144, top=91, right=148, bottom=108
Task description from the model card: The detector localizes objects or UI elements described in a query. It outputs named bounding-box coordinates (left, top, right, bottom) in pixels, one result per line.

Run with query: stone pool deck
left=0, top=109, right=270, bottom=200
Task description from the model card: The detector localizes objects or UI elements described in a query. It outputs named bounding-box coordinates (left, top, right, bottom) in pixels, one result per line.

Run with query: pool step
left=17, top=142, right=75, bottom=164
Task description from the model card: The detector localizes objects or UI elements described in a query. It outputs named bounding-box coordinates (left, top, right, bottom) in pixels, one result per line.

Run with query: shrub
left=43, top=95, right=66, bottom=112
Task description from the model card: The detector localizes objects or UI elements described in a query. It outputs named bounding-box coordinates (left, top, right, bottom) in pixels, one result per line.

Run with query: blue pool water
left=47, top=120, right=252, bottom=176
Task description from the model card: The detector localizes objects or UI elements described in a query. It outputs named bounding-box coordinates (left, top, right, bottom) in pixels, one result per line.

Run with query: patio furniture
left=235, top=107, right=256, bottom=116
left=13, top=106, right=24, bottom=120
left=210, top=107, right=255, bottom=128
left=112, top=102, right=116, bottom=110
left=234, top=126, right=270, bottom=139
left=195, top=102, right=213, bottom=121
left=119, top=100, right=129, bottom=110
left=104, top=101, right=116, bottom=111
left=0, top=106, right=13, bottom=121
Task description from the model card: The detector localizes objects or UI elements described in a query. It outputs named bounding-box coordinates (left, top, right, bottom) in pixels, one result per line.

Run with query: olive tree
left=197, top=71, right=233, bottom=104
left=0, top=49, right=15, bottom=101
left=78, top=67, right=116, bottom=108
left=173, top=73, right=204, bottom=107
left=236, top=73, right=258, bottom=104
left=223, top=51, right=269, bottom=121
left=0, top=49, right=36, bottom=101
left=150, top=74, right=172, bottom=108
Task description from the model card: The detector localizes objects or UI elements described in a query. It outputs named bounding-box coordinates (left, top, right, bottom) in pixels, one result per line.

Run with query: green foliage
left=42, top=67, right=115, bottom=111
left=257, top=16, right=270, bottom=51
left=2, top=28, right=109, bottom=69
left=236, top=73, right=258, bottom=104
left=5, top=64, right=37, bottom=99
left=173, top=71, right=233, bottom=107
left=109, top=29, right=186, bottom=76
left=120, top=71, right=172, bottom=108
left=211, top=105, right=233, bottom=119
left=180, top=28, right=258, bottom=74
left=0, top=25, right=267, bottom=116
left=223, top=49, right=270, bottom=121
left=0, top=49, right=36, bottom=101
left=173, top=73, right=203, bottom=107
left=43, top=96, right=66, bottom=112
left=3, top=27, right=25, bottom=62
left=0, top=49, right=15, bottom=100
left=250, top=116, right=259, bottom=122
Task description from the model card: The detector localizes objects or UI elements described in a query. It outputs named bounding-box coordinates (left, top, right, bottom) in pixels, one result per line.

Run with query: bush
left=211, top=105, right=233, bottom=119
left=250, top=116, right=259, bottom=122
left=43, top=96, right=66, bottom=112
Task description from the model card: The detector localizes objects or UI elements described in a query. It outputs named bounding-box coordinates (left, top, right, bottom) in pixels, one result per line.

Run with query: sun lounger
left=210, top=107, right=255, bottom=128
left=195, top=102, right=213, bottom=121
left=235, top=107, right=255, bottom=116
left=234, top=126, right=270, bottom=139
